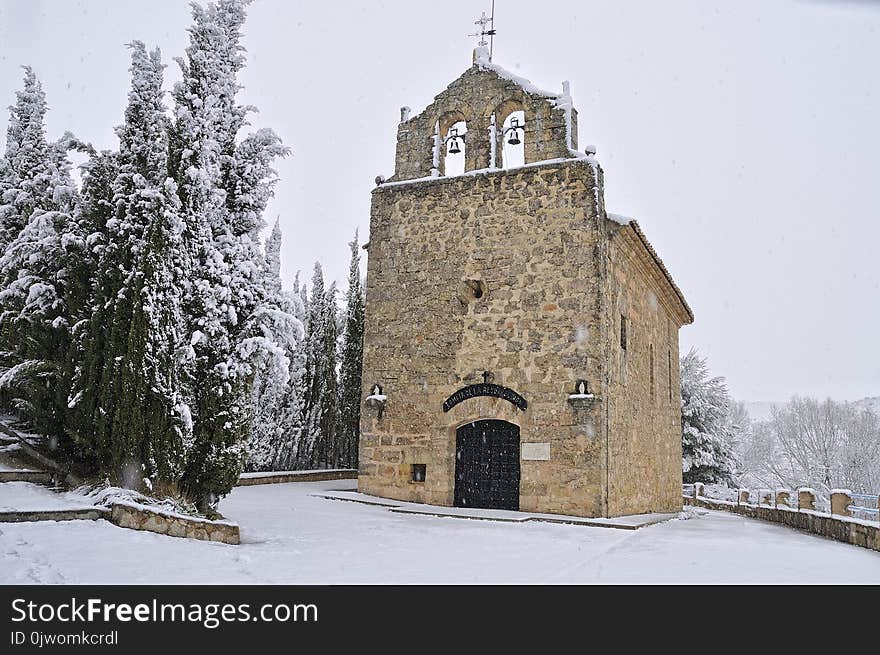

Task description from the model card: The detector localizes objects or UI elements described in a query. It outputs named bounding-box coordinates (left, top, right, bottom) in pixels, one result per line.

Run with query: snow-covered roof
left=607, top=213, right=632, bottom=226
left=471, top=46, right=559, bottom=99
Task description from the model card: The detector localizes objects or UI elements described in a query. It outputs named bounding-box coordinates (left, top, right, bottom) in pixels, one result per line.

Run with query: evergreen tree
left=337, top=232, right=364, bottom=468
left=69, top=42, right=188, bottom=486
left=272, top=270, right=307, bottom=470
left=243, top=218, right=304, bottom=471
left=0, top=68, right=79, bottom=437
left=680, top=348, right=739, bottom=485
left=118, top=172, right=189, bottom=486
left=63, top=150, right=119, bottom=456
left=299, top=264, right=338, bottom=468
left=171, top=0, right=288, bottom=505
left=0, top=67, right=53, bottom=251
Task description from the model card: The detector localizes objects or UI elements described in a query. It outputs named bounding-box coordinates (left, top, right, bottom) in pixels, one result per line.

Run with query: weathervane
left=469, top=2, right=497, bottom=61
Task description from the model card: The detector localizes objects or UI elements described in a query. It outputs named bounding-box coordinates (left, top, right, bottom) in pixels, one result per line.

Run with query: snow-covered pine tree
left=0, top=68, right=80, bottom=437
left=337, top=232, right=364, bottom=468
left=680, top=348, right=739, bottom=485
left=171, top=0, right=288, bottom=506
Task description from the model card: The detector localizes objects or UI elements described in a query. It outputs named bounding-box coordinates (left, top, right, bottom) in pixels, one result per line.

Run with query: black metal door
left=454, top=420, right=520, bottom=510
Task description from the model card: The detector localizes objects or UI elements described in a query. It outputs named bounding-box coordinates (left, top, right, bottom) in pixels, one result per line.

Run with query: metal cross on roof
left=469, top=3, right=496, bottom=61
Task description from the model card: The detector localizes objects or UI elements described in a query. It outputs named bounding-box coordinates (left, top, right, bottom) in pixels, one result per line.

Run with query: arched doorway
left=454, top=420, right=520, bottom=510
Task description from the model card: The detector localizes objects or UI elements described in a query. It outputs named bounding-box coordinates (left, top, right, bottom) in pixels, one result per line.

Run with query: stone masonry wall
left=360, top=159, right=609, bottom=517
left=604, top=226, right=685, bottom=516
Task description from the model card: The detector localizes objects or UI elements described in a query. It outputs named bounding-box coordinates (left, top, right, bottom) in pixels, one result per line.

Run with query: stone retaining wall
left=237, top=469, right=358, bottom=486
left=0, top=470, right=52, bottom=484
left=684, top=495, right=880, bottom=552
left=108, top=502, right=240, bottom=545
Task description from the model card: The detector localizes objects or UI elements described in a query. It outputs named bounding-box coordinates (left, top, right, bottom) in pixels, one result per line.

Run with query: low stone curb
left=107, top=502, right=240, bottom=545
left=237, top=469, right=358, bottom=486
left=316, top=491, right=676, bottom=529
left=0, top=507, right=109, bottom=523
left=684, top=495, right=880, bottom=552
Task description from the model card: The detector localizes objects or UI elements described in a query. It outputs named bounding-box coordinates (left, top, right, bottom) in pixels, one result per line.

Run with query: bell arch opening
left=492, top=99, right=526, bottom=169
left=435, top=110, right=469, bottom=177
left=501, top=110, right=525, bottom=169
left=443, top=120, right=467, bottom=176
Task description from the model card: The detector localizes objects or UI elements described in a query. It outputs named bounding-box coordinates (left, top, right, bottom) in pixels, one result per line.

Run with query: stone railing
left=683, top=484, right=880, bottom=552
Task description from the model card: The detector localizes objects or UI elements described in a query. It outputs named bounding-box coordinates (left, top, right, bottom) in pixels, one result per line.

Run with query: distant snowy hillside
left=745, top=397, right=879, bottom=422
left=853, top=396, right=880, bottom=414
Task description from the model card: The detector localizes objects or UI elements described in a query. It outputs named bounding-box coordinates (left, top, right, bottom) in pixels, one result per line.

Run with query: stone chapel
left=358, top=47, right=694, bottom=518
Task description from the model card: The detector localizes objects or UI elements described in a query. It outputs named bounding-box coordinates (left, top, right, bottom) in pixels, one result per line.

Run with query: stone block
left=798, top=488, right=816, bottom=511
left=830, top=490, right=853, bottom=517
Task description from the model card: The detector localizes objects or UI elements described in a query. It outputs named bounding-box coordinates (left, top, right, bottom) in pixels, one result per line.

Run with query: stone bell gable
left=359, top=49, right=693, bottom=519
left=391, top=47, right=579, bottom=181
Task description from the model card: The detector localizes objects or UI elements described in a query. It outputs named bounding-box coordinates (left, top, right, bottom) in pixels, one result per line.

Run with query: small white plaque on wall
left=521, top=442, right=551, bottom=461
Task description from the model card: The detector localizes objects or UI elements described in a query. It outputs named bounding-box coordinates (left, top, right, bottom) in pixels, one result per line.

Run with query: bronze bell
left=448, top=138, right=461, bottom=154
left=507, top=117, right=522, bottom=145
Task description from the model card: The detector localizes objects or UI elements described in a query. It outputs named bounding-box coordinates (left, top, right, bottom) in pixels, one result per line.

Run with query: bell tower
left=389, top=46, right=582, bottom=183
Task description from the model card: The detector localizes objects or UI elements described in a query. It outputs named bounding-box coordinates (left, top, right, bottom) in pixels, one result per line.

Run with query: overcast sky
left=0, top=0, right=878, bottom=403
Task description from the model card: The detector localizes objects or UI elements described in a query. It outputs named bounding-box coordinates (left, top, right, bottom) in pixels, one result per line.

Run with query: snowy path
left=1, top=479, right=878, bottom=583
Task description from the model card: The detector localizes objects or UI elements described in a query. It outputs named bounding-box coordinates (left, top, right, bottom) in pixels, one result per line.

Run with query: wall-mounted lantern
left=567, top=379, right=597, bottom=409
left=365, top=383, right=387, bottom=418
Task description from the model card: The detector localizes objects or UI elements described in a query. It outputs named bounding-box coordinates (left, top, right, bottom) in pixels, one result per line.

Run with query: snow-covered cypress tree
left=337, top=232, right=364, bottom=468
left=243, top=218, right=304, bottom=471
left=111, top=43, right=189, bottom=487
left=117, top=170, right=189, bottom=486
left=0, top=68, right=79, bottom=437
left=0, top=67, right=52, bottom=252
left=272, top=270, right=307, bottom=470
left=299, top=263, right=339, bottom=468
left=680, top=348, right=739, bottom=485
left=264, top=218, right=283, bottom=295
left=66, top=149, right=130, bottom=471
left=171, top=0, right=288, bottom=506
left=68, top=42, right=189, bottom=486
left=62, top=149, right=118, bottom=449
left=316, top=280, right=339, bottom=468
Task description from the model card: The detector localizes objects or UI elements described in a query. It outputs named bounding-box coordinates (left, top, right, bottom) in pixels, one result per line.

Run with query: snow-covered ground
left=1, top=479, right=878, bottom=584
left=0, top=482, right=97, bottom=512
